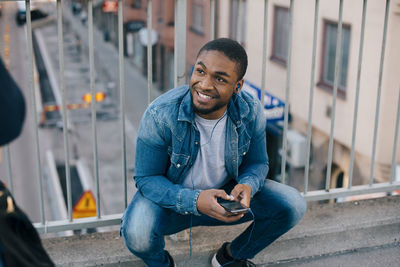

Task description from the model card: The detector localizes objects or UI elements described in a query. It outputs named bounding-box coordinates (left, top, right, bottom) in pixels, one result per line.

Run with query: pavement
left=42, top=195, right=400, bottom=266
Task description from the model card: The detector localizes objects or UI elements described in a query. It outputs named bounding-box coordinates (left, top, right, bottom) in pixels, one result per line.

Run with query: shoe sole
left=211, top=253, right=221, bottom=267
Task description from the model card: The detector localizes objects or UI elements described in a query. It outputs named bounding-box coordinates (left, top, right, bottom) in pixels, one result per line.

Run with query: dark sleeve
left=0, top=58, right=26, bottom=146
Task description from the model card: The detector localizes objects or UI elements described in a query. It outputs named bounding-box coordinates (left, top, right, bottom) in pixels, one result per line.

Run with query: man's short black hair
left=197, top=38, right=248, bottom=81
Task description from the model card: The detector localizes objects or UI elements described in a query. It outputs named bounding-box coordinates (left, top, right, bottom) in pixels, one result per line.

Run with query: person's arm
left=134, top=107, right=202, bottom=215
left=236, top=99, right=269, bottom=198
left=0, top=58, right=26, bottom=146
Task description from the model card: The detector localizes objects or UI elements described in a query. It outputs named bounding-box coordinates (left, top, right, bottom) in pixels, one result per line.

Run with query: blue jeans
left=121, top=179, right=306, bottom=267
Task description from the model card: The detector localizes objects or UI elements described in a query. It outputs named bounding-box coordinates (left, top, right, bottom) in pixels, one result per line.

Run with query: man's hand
left=230, top=184, right=252, bottom=210
left=197, top=189, right=244, bottom=223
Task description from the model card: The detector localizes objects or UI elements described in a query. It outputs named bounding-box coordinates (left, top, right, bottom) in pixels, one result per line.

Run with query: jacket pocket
left=167, top=152, right=190, bottom=182
left=238, top=140, right=250, bottom=166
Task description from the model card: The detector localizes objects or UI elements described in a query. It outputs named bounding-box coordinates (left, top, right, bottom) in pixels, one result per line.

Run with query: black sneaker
left=211, top=242, right=256, bottom=267
left=166, top=251, right=177, bottom=267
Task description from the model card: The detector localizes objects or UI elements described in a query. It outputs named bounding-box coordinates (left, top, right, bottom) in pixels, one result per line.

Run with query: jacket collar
left=177, top=86, right=250, bottom=126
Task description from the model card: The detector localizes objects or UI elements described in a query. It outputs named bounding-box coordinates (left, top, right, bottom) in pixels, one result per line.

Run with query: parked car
left=72, top=2, right=82, bottom=15
left=0, top=3, right=3, bottom=17
left=16, top=2, right=48, bottom=26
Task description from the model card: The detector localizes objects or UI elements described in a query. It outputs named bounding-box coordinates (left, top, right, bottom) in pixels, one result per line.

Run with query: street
left=0, top=1, right=147, bottom=224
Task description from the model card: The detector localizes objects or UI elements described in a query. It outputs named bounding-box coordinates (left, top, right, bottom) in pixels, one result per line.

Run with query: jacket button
left=243, top=152, right=246, bottom=155
left=195, top=141, right=199, bottom=145
left=177, top=164, right=181, bottom=168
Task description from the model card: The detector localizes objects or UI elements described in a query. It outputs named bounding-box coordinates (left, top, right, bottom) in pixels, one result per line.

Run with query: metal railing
left=0, top=0, right=399, bottom=234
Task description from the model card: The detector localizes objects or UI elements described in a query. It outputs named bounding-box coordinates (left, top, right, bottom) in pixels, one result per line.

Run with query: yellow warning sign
left=73, top=190, right=97, bottom=219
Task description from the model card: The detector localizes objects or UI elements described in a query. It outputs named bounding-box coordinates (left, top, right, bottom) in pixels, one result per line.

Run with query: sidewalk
left=42, top=195, right=400, bottom=266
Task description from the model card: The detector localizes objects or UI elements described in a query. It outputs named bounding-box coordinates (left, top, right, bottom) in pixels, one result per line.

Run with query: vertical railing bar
left=88, top=0, right=101, bottom=218
left=5, top=146, right=13, bottom=194
left=26, top=0, right=45, bottom=224
left=304, top=0, right=319, bottom=194
left=56, top=0, right=72, bottom=221
left=369, top=0, right=390, bottom=186
left=209, top=0, right=215, bottom=40
left=280, top=0, right=294, bottom=184
left=174, top=0, right=187, bottom=88
left=325, top=0, right=344, bottom=191
left=348, top=0, right=367, bottom=189
left=118, top=0, right=128, bottom=208
left=147, top=0, right=153, bottom=105
left=260, top=0, right=269, bottom=108
left=390, top=87, right=400, bottom=184
left=237, top=0, right=243, bottom=42
left=2, top=14, right=13, bottom=194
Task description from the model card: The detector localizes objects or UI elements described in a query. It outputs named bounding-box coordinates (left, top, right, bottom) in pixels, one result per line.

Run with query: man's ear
left=235, top=80, right=244, bottom=94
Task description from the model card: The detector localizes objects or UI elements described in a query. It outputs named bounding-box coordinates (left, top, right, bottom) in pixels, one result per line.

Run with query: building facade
left=217, top=0, right=400, bottom=188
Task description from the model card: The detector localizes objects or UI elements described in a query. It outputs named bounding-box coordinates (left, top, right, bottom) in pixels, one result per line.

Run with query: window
left=319, top=21, right=351, bottom=95
left=131, top=0, right=141, bottom=9
left=271, top=6, right=289, bottom=66
left=230, top=0, right=246, bottom=44
left=191, top=3, right=204, bottom=34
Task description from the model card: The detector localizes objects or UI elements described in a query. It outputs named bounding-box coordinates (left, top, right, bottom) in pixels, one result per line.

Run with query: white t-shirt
left=182, top=113, right=229, bottom=190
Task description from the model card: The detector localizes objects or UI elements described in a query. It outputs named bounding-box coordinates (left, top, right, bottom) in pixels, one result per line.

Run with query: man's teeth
left=198, top=92, right=212, bottom=99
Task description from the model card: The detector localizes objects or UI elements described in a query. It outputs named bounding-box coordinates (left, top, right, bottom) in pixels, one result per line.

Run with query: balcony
left=0, top=0, right=399, bottom=266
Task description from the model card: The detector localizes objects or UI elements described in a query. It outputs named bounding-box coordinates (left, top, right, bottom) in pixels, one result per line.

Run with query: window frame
left=318, top=19, right=351, bottom=99
left=190, top=0, right=205, bottom=35
left=131, top=0, right=142, bottom=9
left=271, top=5, right=290, bottom=67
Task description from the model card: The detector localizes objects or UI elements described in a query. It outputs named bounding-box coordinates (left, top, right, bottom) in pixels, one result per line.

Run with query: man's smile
left=194, top=87, right=219, bottom=104
left=198, top=91, right=213, bottom=100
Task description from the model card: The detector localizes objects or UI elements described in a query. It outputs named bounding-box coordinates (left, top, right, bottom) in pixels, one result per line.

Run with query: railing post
left=5, top=146, right=13, bottom=194
left=118, top=0, right=128, bottom=208
left=174, top=0, right=187, bottom=88
left=304, top=0, right=320, bottom=194
left=56, top=0, right=73, bottom=221
left=325, top=0, right=344, bottom=191
left=390, top=87, right=400, bottom=184
left=348, top=0, right=368, bottom=189
left=147, top=0, right=153, bottom=104
left=369, top=0, right=391, bottom=185
left=209, top=0, right=215, bottom=40
left=280, top=0, right=295, bottom=184
left=26, top=0, right=45, bottom=225
left=236, top=0, right=243, bottom=42
left=88, top=0, right=101, bottom=218
left=260, top=0, right=269, bottom=108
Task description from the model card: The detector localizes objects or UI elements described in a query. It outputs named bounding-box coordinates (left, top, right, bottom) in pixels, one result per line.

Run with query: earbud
left=236, top=84, right=240, bottom=92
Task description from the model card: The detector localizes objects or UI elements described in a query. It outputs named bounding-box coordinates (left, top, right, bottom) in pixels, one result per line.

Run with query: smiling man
left=121, top=38, right=306, bottom=267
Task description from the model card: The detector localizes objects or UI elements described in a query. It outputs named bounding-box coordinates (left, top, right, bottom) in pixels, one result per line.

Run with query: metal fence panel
left=1, top=0, right=398, bottom=233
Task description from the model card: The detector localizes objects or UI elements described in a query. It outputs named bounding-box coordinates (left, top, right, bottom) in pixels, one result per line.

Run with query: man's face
left=190, top=50, right=243, bottom=120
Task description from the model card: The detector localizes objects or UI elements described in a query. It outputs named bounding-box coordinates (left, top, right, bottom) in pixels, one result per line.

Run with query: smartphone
left=219, top=200, right=250, bottom=215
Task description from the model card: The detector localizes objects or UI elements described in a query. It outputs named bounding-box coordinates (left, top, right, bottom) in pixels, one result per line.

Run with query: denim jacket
left=134, top=85, right=269, bottom=216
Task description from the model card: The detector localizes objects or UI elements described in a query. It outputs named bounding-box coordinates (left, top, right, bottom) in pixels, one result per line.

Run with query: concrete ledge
left=43, top=195, right=400, bottom=266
